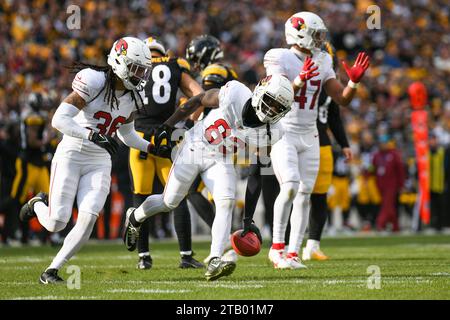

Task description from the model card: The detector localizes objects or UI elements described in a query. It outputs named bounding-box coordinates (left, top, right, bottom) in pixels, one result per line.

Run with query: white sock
left=48, top=211, right=97, bottom=270
left=134, top=194, right=169, bottom=223
left=139, top=252, right=150, bottom=257
left=210, top=199, right=234, bottom=257
left=34, top=202, right=66, bottom=233
left=180, top=251, right=192, bottom=256
left=272, top=182, right=299, bottom=244
left=287, top=192, right=311, bottom=254
left=306, top=239, right=320, bottom=250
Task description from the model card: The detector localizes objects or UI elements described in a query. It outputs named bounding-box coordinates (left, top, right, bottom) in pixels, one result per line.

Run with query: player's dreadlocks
left=68, top=62, right=144, bottom=111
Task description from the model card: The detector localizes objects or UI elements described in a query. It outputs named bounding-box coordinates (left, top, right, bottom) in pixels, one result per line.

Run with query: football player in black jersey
left=129, top=37, right=204, bottom=269
left=186, top=35, right=238, bottom=121
left=10, top=92, right=51, bottom=244
left=302, top=42, right=352, bottom=261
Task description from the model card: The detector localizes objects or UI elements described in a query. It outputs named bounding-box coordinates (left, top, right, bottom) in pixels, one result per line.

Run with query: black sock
left=137, top=219, right=150, bottom=254
left=187, top=192, right=215, bottom=228
left=174, top=198, right=192, bottom=253
left=129, top=211, right=141, bottom=228
left=309, top=193, right=328, bottom=241
left=133, top=194, right=149, bottom=254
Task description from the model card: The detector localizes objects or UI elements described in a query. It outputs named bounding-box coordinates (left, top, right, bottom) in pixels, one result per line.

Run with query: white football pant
left=270, top=130, right=320, bottom=254
left=135, top=142, right=236, bottom=258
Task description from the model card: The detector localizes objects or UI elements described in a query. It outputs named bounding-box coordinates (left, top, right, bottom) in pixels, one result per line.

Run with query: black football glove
left=154, top=123, right=174, bottom=150
left=241, top=218, right=262, bottom=244
left=155, top=145, right=173, bottom=159
left=89, top=131, right=119, bottom=156
left=148, top=143, right=173, bottom=159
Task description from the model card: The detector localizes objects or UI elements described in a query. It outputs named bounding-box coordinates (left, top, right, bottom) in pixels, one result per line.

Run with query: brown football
left=230, top=229, right=261, bottom=257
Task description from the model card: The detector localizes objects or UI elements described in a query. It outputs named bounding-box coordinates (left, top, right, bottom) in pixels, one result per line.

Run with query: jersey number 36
left=94, top=111, right=126, bottom=136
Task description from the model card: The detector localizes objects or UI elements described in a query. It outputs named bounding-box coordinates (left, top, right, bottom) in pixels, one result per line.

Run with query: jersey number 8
left=143, top=64, right=172, bottom=105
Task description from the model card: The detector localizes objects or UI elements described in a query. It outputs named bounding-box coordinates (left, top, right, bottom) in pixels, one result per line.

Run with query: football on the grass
left=231, top=229, right=261, bottom=257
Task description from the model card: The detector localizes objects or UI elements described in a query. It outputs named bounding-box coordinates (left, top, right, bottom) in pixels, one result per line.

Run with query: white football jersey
left=264, top=47, right=335, bottom=133
left=185, top=80, right=283, bottom=161
left=55, top=68, right=142, bottom=159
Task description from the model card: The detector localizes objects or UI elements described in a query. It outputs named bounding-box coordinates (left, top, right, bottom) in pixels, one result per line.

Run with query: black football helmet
left=186, top=35, right=224, bottom=72
left=27, top=92, right=44, bottom=112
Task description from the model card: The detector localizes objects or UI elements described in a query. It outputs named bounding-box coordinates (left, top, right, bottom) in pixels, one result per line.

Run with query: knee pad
left=160, top=193, right=179, bottom=211
left=46, top=219, right=67, bottom=233
left=214, top=198, right=235, bottom=213
left=163, top=201, right=178, bottom=211
left=279, top=182, right=299, bottom=202
left=294, top=192, right=311, bottom=207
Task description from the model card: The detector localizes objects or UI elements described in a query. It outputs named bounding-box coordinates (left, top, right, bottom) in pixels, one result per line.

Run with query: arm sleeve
left=51, top=102, right=91, bottom=139
left=244, top=164, right=262, bottom=221
left=327, top=101, right=350, bottom=148
left=116, top=121, right=150, bottom=153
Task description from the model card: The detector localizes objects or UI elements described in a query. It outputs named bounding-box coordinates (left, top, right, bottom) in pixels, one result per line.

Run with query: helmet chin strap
left=122, top=78, right=138, bottom=91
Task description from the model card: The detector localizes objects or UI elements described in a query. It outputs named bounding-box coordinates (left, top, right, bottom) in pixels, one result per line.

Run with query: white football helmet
left=144, top=36, right=166, bottom=56
left=285, top=12, right=328, bottom=51
left=107, top=37, right=152, bottom=91
left=251, top=74, right=294, bottom=123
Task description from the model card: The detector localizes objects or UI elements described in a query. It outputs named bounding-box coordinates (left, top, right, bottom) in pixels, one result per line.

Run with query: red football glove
left=299, top=56, right=320, bottom=82
left=342, top=52, right=370, bottom=83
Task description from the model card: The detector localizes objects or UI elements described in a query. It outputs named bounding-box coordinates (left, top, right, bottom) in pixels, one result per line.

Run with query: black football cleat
left=179, top=253, right=205, bottom=269
left=19, top=192, right=48, bottom=222
left=137, top=255, right=153, bottom=270
left=123, top=208, right=140, bottom=251
left=39, top=268, right=64, bottom=284
left=205, top=257, right=236, bottom=281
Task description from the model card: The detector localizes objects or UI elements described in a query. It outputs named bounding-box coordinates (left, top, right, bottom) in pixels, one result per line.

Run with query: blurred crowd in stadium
left=1, top=0, right=450, bottom=245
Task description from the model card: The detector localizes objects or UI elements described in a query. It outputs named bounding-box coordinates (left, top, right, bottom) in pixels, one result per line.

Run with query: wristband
left=293, top=75, right=305, bottom=88
left=347, top=80, right=359, bottom=89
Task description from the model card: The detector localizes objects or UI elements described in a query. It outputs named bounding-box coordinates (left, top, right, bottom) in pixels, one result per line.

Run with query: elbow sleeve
left=116, top=121, right=150, bottom=153
left=52, top=102, right=91, bottom=140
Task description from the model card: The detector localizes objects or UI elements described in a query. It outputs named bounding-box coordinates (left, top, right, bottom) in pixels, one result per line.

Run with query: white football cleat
left=222, top=249, right=238, bottom=263
left=203, top=254, right=214, bottom=264
left=268, top=247, right=285, bottom=269
left=286, top=256, right=307, bottom=269
left=274, top=257, right=292, bottom=269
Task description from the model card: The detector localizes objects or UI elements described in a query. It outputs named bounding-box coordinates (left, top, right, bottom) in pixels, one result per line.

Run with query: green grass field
left=1, top=234, right=449, bottom=300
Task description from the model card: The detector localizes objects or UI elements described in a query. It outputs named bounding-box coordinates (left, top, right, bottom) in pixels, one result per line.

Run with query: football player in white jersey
left=19, top=37, right=159, bottom=284
left=266, top=12, right=370, bottom=269
left=123, top=74, right=294, bottom=281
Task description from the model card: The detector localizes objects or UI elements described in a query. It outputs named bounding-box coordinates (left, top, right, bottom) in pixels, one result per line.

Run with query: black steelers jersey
left=135, top=56, right=191, bottom=132
left=20, top=110, right=47, bottom=165
left=316, top=90, right=349, bottom=148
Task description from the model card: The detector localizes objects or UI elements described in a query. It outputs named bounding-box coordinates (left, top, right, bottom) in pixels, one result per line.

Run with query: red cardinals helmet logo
left=291, top=17, right=306, bottom=30
left=115, top=39, right=128, bottom=56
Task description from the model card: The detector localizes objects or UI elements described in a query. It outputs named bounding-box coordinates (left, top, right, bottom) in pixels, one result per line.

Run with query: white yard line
left=106, top=289, right=191, bottom=294
left=12, top=296, right=99, bottom=300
